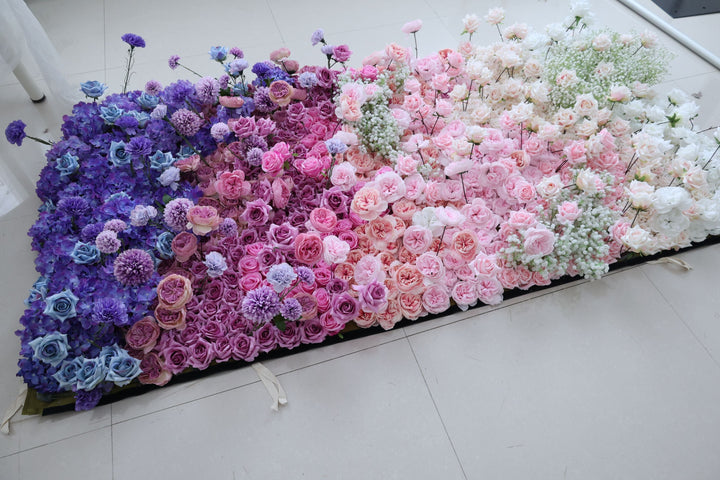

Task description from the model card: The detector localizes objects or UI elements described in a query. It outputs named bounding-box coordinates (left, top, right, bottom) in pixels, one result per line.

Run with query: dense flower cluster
left=7, top=2, right=719, bottom=411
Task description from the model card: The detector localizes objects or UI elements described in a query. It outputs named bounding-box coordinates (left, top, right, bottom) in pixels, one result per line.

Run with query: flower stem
left=412, top=32, right=419, bottom=59
left=702, top=144, right=720, bottom=170
left=459, top=172, right=468, bottom=203
left=26, top=135, right=54, bottom=146
left=122, top=47, right=134, bottom=94
left=436, top=226, right=447, bottom=254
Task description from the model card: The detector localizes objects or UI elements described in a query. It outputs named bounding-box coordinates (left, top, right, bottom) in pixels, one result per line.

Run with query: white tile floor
left=1, top=0, right=719, bottom=478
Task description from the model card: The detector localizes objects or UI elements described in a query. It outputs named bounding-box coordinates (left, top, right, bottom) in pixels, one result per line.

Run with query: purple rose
left=332, top=45, right=352, bottom=62
left=201, top=320, right=226, bottom=342
left=188, top=338, right=215, bottom=370
left=213, top=337, right=233, bottom=363
left=331, top=292, right=359, bottom=322
left=231, top=333, right=260, bottom=361
left=356, top=281, right=388, bottom=314
left=302, top=318, right=327, bottom=344
left=161, top=343, right=190, bottom=374
left=253, top=323, right=278, bottom=353
left=315, top=68, right=335, bottom=89
left=204, top=280, right=225, bottom=303
left=268, top=222, right=298, bottom=251
left=277, top=321, right=302, bottom=349
left=327, top=278, right=348, bottom=295
left=240, top=199, right=271, bottom=227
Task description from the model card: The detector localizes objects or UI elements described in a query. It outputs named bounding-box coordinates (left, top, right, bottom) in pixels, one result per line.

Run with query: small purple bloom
left=311, top=29, right=325, bottom=46
left=113, top=249, right=154, bottom=286
left=241, top=286, right=281, bottom=323
left=267, top=263, right=297, bottom=293
left=229, top=47, right=244, bottom=58
left=218, top=218, right=238, bottom=237
left=203, top=251, right=228, bottom=278
left=121, top=33, right=146, bottom=48
left=210, top=122, right=230, bottom=142
left=170, top=108, right=203, bottom=136
left=325, top=138, right=348, bottom=155
left=96, top=230, right=121, bottom=254
left=168, top=55, right=180, bottom=69
left=5, top=120, right=26, bottom=146
left=163, top=198, right=194, bottom=232
left=209, top=46, right=228, bottom=61
left=145, top=80, right=162, bottom=95
left=280, top=298, right=302, bottom=321
left=91, top=297, right=129, bottom=326
left=103, top=219, right=127, bottom=233
left=296, top=266, right=315, bottom=285
left=126, top=136, right=154, bottom=158
left=320, top=44, right=335, bottom=56
left=195, top=76, right=220, bottom=105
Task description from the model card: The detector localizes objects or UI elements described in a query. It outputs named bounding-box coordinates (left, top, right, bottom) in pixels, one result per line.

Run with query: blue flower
left=28, top=332, right=70, bottom=367
left=136, top=92, right=159, bottom=110
left=149, top=150, right=175, bottom=170
left=43, top=289, right=79, bottom=322
left=109, top=141, right=130, bottom=166
left=80, top=80, right=108, bottom=99
left=52, top=357, right=84, bottom=390
left=155, top=231, right=175, bottom=259
left=105, top=350, right=141, bottom=386
left=55, top=152, right=80, bottom=177
left=99, top=105, right=124, bottom=124
left=325, top=138, right=348, bottom=155
left=225, top=59, right=249, bottom=77
left=128, top=110, right=151, bottom=128
left=121, top=33, right=146, bottom=48
left=70, top=241, right=101, bottom=264
left=75, top=357, right=107, bottom=391
left=25, top=276, right=49, bottom=306
left=99, top=344, right=124, bottom=368
left=209, top=46, right=228, bottom=62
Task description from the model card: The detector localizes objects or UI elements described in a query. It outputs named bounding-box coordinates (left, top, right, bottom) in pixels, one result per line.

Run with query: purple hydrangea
left=5, top=120, right=26, bottom=146
left=113, top=248, right=154, bottom=286
left=266, top=263, right=297, bottom=293
left=129, top=205, right=158, bottom=227
left=74, top=388, right=104, bottom=411
left=57, top=196, right=90, bottom=217
left=170, top=108, right=203, bottom=136
left=195, top=77, right=220, bottom=105
left=96, top=231, right=121, bottom=254
left=241, top=286, right=281, bottom=324
left=163, top=198, right=194, bottom=231
left=280, top=298, right=302, bottom=321
left=203, top=251, right=228, bottom=278
left=121, top=33, right=146, bottom=48
left=126, top=136, right=154, bottom=158
left=296, top=266, right=315, bottom=285
left=210, top=122, right=230, bottom=142
left=91, top=297, right=129, bottom=326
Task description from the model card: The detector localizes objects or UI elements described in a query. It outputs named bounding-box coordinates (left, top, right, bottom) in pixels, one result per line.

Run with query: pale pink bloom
left=351, top=186, right=388, bottom=221
left=523, top=226, right=555, bottom=258
left=452, top=281, right=478, bottom=310
left=415, top=252, right=445, bottom=280
left=404, top=173, right=426, bottom=200
left=484, top=7, right=505, bottom=25
left=354, top=254, right=386, bottom=285
left=435, top=206, right=465, bottom=227
left=323, top=235, right=350, bottom=264
left=395, top=154, right=419, bottom=176
left=608, top=85, right=632, bottom=103
left=555, top=69, right=579, bottom=88
left=401, top=19, right=423, bottom=34
left=374, top=171, right=406, bottom=202
left=462, top=14, right=480, bottom=34
left=330, top=162, right=357, bottom=191
left=422, top=285, right=450, bottom=314
left=477, top=278, right=504, bottom=305
left=591, top=33, right=613, bottom=51
left=556, top=201, right=582, bottom=224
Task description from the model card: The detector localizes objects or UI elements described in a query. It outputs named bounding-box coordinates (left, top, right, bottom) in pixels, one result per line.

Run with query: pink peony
left=157, top=274, right=193, bottom=311
left=125, top=316, right=160, bottom=353
left=171, top=232, right=198, bottom=263
left=186, top=205, right=221, bottom=235
left=322, top=235, right=350, bottom=264
left=309, top=207, right=338, bottom=233
left=523, top=227, right=556, bottom=258
left=422, top=284, right=450, bottom=314
left=294, top=233, right=324, bottom=266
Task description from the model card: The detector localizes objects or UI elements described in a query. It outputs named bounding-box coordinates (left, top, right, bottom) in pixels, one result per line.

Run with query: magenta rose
left=154, top=306, right=187, bottom=331
left=201, top=320, right=226, bottom=342
left=240, top=199, right=271, bottom=227
left=228, top=116, right=255, bottom=138
left=332, top=44, right=352, bottom=62
left=187, top=338, right=215, bottom=370
left=230, top=333, right=260, bottom=361
left=239, top=271, right=264, bottom=292
left=294, top=233, right=324, bottom=266
left=253, top=323, right=278, bottom=353
left=331, top=292, right=360, bottom=323
left=277, top=321, right=303, bottom=349
left=213, top=337, right=233, bottom=363
left=161, top=343, right=191, bottom=374
left=309, top=207, right=338, bottom=233
left=302, top=318, right=327, bottom=344
left=215, top=170, right=249, bottom=200
left=320, top=311, right=346, bottom=335
left=125, top=316, right=160, bottom=353
left=171, top=232, right=198, bottom=263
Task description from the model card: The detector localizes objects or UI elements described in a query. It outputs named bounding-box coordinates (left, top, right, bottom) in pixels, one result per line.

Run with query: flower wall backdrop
left=6, top=2, right=720, bottom=411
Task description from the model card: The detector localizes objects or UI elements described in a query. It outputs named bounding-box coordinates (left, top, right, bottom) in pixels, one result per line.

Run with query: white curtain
left=0, top=0, right=78, bottom=105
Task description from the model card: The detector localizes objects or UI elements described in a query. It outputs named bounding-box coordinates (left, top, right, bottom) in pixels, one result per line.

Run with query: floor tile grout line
left=112, top=335, right=407, bottom=425
left=639, top=266, right=720, bottom=370
left=405, top=336, right=469, bottom=480
left=7, top=424, right=109, bottom=457
left=110, top=404, right=115, bottom=480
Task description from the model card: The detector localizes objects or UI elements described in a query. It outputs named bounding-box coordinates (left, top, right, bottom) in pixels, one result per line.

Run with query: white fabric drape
left=0, top=0, right=78, bottom=105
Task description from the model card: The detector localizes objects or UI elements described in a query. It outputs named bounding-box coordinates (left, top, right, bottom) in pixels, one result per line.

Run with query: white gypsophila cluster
left=543, top=29, right=671, bottom=110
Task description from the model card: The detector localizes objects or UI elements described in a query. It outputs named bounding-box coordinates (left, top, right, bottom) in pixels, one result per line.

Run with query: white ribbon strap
left=252, top=362, right=287, bottom=411
left=1, top=384, right=27, bottom=435
left=647, top=257, right=693, bottom=271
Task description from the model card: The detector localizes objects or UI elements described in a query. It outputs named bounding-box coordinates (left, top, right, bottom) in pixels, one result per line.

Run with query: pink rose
left=294, top=233, right=324, bottom=266
left=261, top=150, right=285, bottom=175
left=268, top=80, right=294, bottom=107
left=228, top=117, right=255, bottom=138
left=415, top=252, right=445, bottom=280
left=392, top=199, right=418, bottom=221
left=507, top=210, right=537, bottom=229
left=297, top=156, right=325, bottom=178
left=404, top=174, right=426, bottom=200
left=157, top=274, right=193, bottom=311
left=398, top=293, right=424, bottom=320
left=385, top=43, right=410, bottom=63
left=175, top=154, right=200, bottom=172
left=310, top=207, right=338, bottom=233
left=351, top=186, right=388, bottom=221
left=477, top=278, right=504, bottom=305
left=394, top=263, right=424, bottom=294
left=186, top=205, right=221, bottom=235
left=470, top=254, right=499, bottom=278
left=452, top=281, right=478, bottom=310
left=125, top=316, right=160, bottom=353
left=215, top=170, right=249, bottom=200
left=451, top=230, right=479, bottom=261
left=332, top=45, right=352, bottom=62
left=238, top=256, right=260, bottom=274
left=422, top=284, right=450, bottom=314
left=354, top=254, right=386, bottom=285
left=272, top=177, right=292, bottom=209
left=556, top=201, right=582, bottom=224
left=523, top=227, right=555, bottom=258
left=322, top=235, right=350, bottom=264
left=330, top=162, right=357, bottom=190
left=239, top=271, right=263, bottom=292
left=218, top=96, right=245, bottom=108
left=403, top=225, right=433, bottom=255
left=171, top=232, right=198, bottom=263
left=401, top=19, right=423, bottom=34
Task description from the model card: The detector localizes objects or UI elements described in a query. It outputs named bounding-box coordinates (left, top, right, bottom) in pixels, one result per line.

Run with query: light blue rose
left=70, top=241, right=101, bottom=264
left=99, top=105, right=124, bottom=124
left=209, top=46, right=228, bottom=61
left=55, top=152, right=79, bottom=177
left=28, top=332, right=69, bottom=367
left=52, top=357, right=84, bottom=390
left=225, top=59, right=248, bottom=77
left=43, top=289, right=79, bottom=322
left=128, top=110, right=151, bottom=128
left=25, top=276, right=49, bottom=306
left=136, top=92, right=159, bottom=110
left=105, top=350, right=142, bottom=387
left=99, top=344, right=124, bottom=368
left=155, top=231, right=175, bottom=259
left=149, top=150, right=175, bottom=170
left=80, top=80, right=107, bottom=99
left=109, top=141, right=130, bottom=166
left=76, top=358, right=108, bottom=391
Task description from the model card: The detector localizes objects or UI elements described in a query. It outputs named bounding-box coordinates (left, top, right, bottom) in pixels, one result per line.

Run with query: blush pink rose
left=422, top=284, right=450, bottom=314
left=157, top=274, right=193, bottom=311
left=239, top=271, right=263, bottom=292
left=415, top=252, right=445, bottom=280
left=477, top=278, right=504, bottom=305
left=309, top=207, right=338, bottom=233
left=523, top=227, right=555, bottom=258
left=261, top=150, right=285, bottom=175
left=452, top=281, right=478, bottom=310
left=323, top=235, right=350, bottom=264
left=186, top=205, right=221, bottom=235
left=398, top=293, right=424, bottom=320
left=403, top=225, right=433, bottom=254
left=330, top=162, right=357, bottom=190
left=354, top=254, right=386, bottom=285
left=451, top=230, right=479, bottom=261
left=219, top=96, right=245, bottom=108
left=215, top=170, right=249, bottom=200
left=556, top=201, right=582, bottom=224
left=351, top=186, right=388, bottom=221
left=394, top=263, right=424, bottom=294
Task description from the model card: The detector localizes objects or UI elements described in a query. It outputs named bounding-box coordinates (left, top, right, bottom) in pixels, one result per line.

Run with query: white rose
left=683, top=166, right=708, bottom=191
left=536, top=174, right=563, bottom=198
left=591, top=33, right=612, bottom=51
left=576, top=169, right=600, bottom=193
left=626, top=180, right=655, bottom=209
left=449, top=84, right=468, bottom=102
left=503, top=78, right=524, bottom=99
left=652, top=186, right=692, bottom=214
left=523, top=59, right=542, bottom=78
left=462, top=14, right=480, bottom=34
left=575, top=119, right=598, bottom=137
left=621, top=226, right=651, bottom=252
left=574, top=93, right=598, bottom=117
left=527, top=81, right=549, bottom=104
left=485, top=7, right=505, bottom=25
left=649, top=210, right=690, bottom=237
left=595, top=61, right=615, bottom=78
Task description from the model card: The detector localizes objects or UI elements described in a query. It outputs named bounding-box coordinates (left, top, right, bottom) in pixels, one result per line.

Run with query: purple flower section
left=5, top=120, right=26, bottom=146
left=170, top=109, right=203, bottom=137
left=113, top=249, right=154, bottom=286
left=241, top=286, right=281, bottom=324
left=121, top=33, right=146, bottom=48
